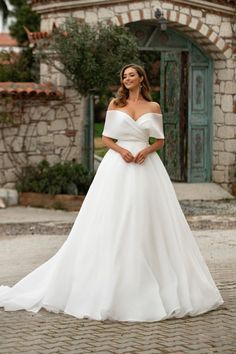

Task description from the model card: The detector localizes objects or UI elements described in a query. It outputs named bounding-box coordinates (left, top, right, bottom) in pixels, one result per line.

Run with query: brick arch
left=113, top=8, right=231, bottom=59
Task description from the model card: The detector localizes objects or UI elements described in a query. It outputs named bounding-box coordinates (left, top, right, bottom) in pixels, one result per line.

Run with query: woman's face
left=122, top=67, right=143, bottom=91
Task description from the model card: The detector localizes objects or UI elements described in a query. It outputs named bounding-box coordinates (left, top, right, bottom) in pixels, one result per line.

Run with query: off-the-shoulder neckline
left=107, top=110, right=162, bottom=123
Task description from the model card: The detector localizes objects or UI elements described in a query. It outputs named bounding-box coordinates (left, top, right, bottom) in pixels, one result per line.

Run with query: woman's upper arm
left=151, top=102, right=162, bottom=114
left=150, top=102, right=165, bottom=141
left=107, top=98, right=116, bottom=111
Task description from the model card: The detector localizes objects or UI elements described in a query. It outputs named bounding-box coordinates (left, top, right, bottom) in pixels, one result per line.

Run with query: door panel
left=160, top=52, right=188, bottom=181
left=188, top=64, right=211, bottom=182
left=124, top=22, right=212, bottom=183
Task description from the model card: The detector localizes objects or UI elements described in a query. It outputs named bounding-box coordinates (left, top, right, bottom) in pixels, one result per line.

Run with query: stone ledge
left=19, top=192, right=85, bottom=211
left=173, top=182, right=234, bottom=200
left=0, top=189, right=18, bottom=206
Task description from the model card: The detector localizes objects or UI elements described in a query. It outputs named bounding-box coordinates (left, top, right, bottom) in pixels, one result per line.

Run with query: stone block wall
left=213, top=59, right=236, bottom=190
left=35, top=0, right=236, bottom=191
left=0, top=93, right=84, bottom=188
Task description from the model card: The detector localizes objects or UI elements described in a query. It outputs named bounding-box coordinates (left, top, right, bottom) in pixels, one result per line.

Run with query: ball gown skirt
left=0, top=110, right=224, bottom=322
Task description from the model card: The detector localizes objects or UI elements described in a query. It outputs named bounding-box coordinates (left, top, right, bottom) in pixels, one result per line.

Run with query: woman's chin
left=125, top=85, right=137, bottom=91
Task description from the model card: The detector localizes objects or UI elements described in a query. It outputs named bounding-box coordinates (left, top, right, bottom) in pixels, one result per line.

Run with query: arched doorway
left=127, top=21, right=213, bottom=182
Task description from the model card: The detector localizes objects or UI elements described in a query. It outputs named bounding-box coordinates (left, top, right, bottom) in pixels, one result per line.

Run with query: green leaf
left=38, top=19, right=141, bottom=96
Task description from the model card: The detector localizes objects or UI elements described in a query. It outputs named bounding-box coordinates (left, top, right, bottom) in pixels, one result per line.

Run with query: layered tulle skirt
left=0, top=140, right=223, bottom=321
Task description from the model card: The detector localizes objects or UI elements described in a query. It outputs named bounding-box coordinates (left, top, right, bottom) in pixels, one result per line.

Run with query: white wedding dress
left=0, top=110, right=224, bottom=322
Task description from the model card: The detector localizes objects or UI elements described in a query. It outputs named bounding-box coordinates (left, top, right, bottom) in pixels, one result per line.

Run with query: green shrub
left=39, top=18, right=141, bottom=96
left=16, top=160, right=94, bottom=195
left=0, top=49, right=39, bottom=82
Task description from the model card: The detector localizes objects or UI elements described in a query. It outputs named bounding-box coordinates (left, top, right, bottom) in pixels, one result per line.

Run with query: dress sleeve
left=102, top=111, right=118, bottom=139
left=149, top=114, right=165, bottom=139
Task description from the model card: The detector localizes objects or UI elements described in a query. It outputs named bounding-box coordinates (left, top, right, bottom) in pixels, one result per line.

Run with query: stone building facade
left=0, top=82, right=84, bottom=188
left=0, top=0, right=235, bottom=192
left=31, top=0, right=236, bottom=192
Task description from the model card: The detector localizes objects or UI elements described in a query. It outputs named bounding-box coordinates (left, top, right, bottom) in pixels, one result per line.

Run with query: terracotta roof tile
left=0, top=33, right=18, bottom=47
left=24, top=26, right=51, bottom=43
left=0, top=82, right=63, bottom=99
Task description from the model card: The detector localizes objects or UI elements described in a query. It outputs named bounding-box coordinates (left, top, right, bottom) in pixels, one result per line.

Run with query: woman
left=0, top=64, right=223, bottom=322
left=102, top=64, right=164, bottom=165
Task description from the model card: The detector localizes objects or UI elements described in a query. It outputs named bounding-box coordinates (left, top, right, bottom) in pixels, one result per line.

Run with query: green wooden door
left=123, top=22, right=213, bottom=182
left=188, top=46, right=212, bottom=182
left=160, top=51, right=188, bottom=181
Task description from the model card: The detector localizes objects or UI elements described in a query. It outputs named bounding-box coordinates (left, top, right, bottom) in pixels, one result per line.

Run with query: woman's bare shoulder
left=148, top=101, right=162, bottom=114
left=107, top=98, right=117, bottom=111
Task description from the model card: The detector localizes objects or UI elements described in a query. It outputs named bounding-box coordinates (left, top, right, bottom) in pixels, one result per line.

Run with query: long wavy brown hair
left=113, top=64, right=152, bottom=107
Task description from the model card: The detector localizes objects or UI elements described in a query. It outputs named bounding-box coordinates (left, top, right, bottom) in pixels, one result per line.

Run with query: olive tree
left=41, top=18, right=141, bottom=95
left=38, top=18, right=141, bottom=171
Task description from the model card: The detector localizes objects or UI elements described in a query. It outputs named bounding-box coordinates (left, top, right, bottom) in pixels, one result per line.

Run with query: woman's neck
left=128, top=88, right=143, bottom=103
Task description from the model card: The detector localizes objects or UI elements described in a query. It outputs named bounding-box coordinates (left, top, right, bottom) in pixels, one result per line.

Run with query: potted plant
left=16, top=160, right=94, bottom=211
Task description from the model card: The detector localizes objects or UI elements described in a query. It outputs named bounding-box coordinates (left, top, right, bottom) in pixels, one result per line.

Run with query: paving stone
left=0, top=206, right=236, bottom=354
left=1, top=296, right=235, bottom=354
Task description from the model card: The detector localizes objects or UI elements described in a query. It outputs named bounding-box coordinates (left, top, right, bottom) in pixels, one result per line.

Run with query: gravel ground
left=180, top=199, right=236, bottom=216
left=0, top=223, right=72, bottom=236
left=0, top=200, right=235, bottom=236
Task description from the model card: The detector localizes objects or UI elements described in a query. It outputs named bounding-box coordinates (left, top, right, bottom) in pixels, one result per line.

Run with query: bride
left=0, top=63, right=223, bottom=322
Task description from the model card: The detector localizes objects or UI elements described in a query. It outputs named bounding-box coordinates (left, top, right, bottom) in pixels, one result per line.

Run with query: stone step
left=173, top=182, right=233, bottom=200
left=0, top=189, right=18, bottom=207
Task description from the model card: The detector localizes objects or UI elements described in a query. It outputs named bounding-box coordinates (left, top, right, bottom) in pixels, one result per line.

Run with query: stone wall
left=213, top=59, right=236, bottom=191
left=37, top=0, right=236, bottom=192
left=31, top=0, right=236, bottom=192
left=0, top=93, right=84, bottom=188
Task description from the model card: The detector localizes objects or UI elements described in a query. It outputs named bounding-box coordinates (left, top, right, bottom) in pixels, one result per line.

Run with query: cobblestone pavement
left=0, top=202, right=236, bottom=354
